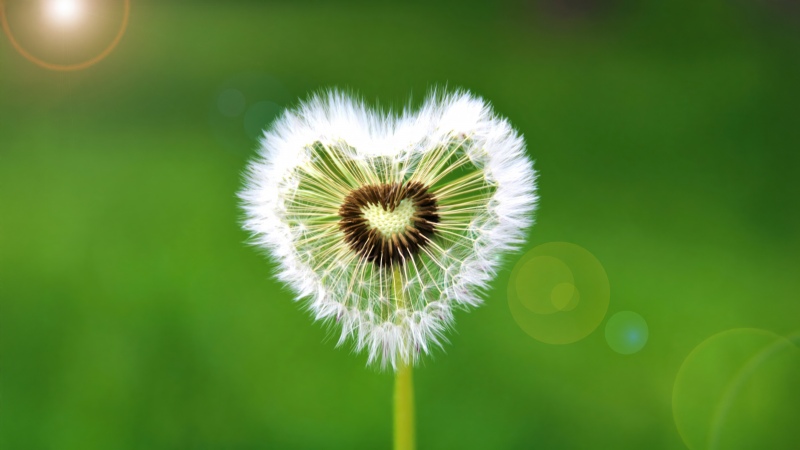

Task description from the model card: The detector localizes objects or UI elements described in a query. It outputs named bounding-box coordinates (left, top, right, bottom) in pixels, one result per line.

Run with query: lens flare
left=605, top=311, right=648, bottom=354
left=0, top=0, right=130, bottom=71
left=46, top=0, right=82, bottom=25
left=673, top=329, right=800, bottom=450
left=508, top=242, right=610, bottom=345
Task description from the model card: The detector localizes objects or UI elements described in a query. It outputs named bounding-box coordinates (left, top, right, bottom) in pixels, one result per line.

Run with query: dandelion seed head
left=240, top=88, right=537, bottom=370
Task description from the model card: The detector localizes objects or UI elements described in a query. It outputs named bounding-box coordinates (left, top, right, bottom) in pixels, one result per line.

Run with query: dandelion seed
left=239, top=89, right=537, bottom=370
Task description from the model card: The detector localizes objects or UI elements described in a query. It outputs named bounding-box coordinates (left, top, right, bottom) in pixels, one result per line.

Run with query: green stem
left=393, top=266, right=415, bottom=450
left=394, top=364, right=415, bottom=450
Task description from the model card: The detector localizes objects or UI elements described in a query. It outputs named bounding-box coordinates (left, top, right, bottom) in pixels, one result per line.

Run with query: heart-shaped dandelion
left=240, top=90, right=537, bottom=370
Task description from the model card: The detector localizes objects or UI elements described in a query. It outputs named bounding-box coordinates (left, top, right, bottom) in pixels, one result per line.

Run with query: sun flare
left=45, top=0, right=83, bottom=25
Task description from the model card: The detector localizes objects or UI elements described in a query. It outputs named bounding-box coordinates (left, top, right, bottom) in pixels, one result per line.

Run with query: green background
left=2, top=1, right=799, bottom=449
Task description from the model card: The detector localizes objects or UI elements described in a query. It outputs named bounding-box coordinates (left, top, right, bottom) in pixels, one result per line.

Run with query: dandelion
left=241, top=88, right=537, bottom=365
left=239, top=88, right=537, bottom=448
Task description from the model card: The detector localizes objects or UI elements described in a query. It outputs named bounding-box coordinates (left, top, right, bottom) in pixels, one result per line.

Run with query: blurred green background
left=2, top=1, right=799, bottom=449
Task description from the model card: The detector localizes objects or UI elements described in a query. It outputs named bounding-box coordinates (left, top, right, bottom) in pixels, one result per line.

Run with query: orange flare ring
left=0, top=0, right=130, bottom=71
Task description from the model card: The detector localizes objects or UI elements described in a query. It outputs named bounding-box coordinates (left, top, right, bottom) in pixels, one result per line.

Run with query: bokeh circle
left=508, top=242, right=610, bottom=344
left=0, top=0, right=130, bottom=71
left=243, top=100, right=282, bottom=141
left=208, top=73, right=289, bottom=154
left=217, top=89, right=247, bottom=118
left=673, top=328, right=800, bottom=450
left=604, top=311, right=648, bottom=354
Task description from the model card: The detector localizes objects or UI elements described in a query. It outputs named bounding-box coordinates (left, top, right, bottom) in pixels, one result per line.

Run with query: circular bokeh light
left=604, top=311, right=648, bottom=354
left=508, top=242, right=609, bottom=344
left=217, top=89, right=247, bottom=118
left=244, top=101, right=281, bottom=141
left=551, top=282, right=579, bottom=311
left=514, top=255, right=574, bottom=315
left=208, top=73, right=290, bottom=153
left=673, top=328, right=800, bottom=450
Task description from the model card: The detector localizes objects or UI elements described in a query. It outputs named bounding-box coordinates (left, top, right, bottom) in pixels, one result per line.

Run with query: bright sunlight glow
left=46, top=0, right=84, bottom=25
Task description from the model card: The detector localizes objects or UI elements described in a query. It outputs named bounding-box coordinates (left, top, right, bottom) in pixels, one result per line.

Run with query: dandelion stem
left=393, top=266, right=415, bottom=450
left=394, top=364, right=415, bottom=450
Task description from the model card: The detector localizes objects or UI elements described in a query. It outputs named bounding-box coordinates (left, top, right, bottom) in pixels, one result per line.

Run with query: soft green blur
left=1, top=1, right=799, bottom=449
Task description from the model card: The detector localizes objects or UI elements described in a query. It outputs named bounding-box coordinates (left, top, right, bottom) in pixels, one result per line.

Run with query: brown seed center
left=338, top=182, right=439, bottom=268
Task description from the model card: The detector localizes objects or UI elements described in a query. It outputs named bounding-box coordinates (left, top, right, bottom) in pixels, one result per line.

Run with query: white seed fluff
left=239, top=89, right=538, bottom=370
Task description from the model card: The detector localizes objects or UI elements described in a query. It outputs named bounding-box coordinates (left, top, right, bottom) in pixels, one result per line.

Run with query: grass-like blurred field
left=2, top=1, right=799, bottom=449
